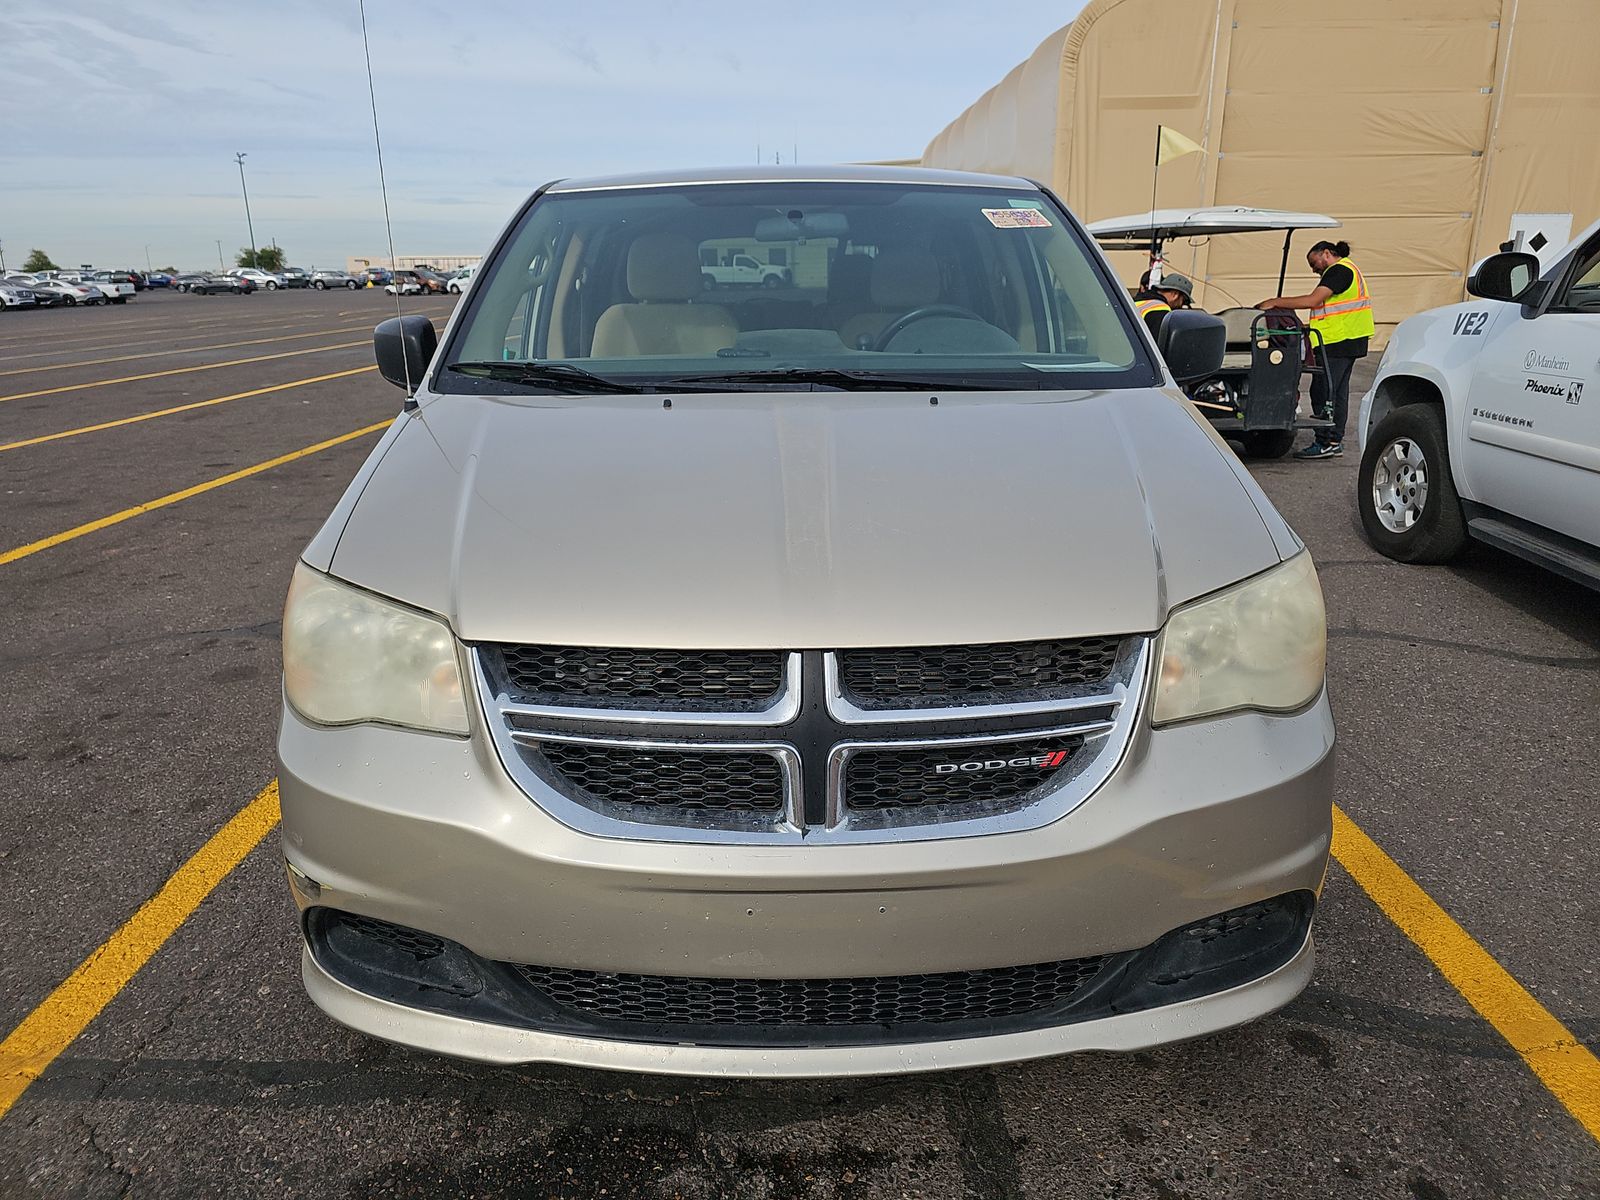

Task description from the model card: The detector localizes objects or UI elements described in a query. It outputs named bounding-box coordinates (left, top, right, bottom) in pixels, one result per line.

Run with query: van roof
left=545, top=165, right=1037, bottom=193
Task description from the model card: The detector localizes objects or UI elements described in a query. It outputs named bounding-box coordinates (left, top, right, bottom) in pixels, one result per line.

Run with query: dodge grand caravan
left=278, top=166, right=1335, bottom=1077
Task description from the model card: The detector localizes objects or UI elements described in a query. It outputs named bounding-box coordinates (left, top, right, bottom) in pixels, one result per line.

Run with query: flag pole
left=1149, top=125, right=1164, bottom=285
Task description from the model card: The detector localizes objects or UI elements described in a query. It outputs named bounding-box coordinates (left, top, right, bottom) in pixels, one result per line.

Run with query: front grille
left=490, top=644, right=785, bottom=712
left=513, top=957, right=1109, bottom=1028
left=536, top=742, right=785, bottom=814
left=337, top=913, right=446, bottom=959
left=836, top=637, right=1124, bottom=710
left=843, top=734, right=1082, bottom=812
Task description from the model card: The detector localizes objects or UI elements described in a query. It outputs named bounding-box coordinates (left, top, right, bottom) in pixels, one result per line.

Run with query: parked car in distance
left=279, top=165, right=1333, bottom=1079
left=88, top=272, right=136, bottom=303
left=446, top=265, right=477, bottom=294
left=0, top=280, right=40, bottom=310
left=360, top=266, right=392, bottom=286
left=311, top=269, right=362, bottom=290
left=191, top=274, right=255, bottom=295
left=172, top=274, right=208, bottom=293
left=230, top=267, right=287, bottom=290
left=12, top=278, right=70, bottom=307
left=280, top=267, right=313, bottom=289
left=29, top=278, right=108, bottom=305
left=1356, top=222, right=1600, bottom=590
left=412, top=266, right=450, bottom=294
left=144, top=272, right=173, bottom=288
left=384, top=270, right=424, bottom=295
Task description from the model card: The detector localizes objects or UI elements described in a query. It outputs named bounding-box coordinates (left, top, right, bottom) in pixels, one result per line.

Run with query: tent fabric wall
left=920, top=0, right=1600, bottom=340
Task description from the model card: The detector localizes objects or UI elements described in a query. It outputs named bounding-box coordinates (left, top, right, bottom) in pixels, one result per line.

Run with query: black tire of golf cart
left=1238, top=430, right=1297, bottom=459
left=1357, top=404, right=1468, bottom=564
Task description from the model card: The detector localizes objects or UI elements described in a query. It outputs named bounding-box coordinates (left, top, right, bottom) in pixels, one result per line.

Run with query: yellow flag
left=1156, top=126, right=1204, bottom=166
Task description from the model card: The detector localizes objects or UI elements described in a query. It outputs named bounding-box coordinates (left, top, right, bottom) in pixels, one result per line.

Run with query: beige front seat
left=838, top=247, right=942, bottom=349
left=591, top=233, right=738, bottom=357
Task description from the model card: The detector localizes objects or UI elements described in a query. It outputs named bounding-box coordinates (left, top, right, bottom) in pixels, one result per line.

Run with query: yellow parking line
left=0, top=782, right=282, bottom=1120
left=1332, top=806, right=1600, bottom=1141
left=0, top=322, right=376, bottom=377
left=0, top=366, right=377, bottom=453
left=0, top=313, right=377, bottom=362
left=0, top=419, right=391, bottom=566
left=0, top=341, right=368, bottom=404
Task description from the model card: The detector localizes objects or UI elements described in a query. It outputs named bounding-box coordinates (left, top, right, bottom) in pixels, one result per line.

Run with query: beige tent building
left=920, top=0, right=1600, bottom=339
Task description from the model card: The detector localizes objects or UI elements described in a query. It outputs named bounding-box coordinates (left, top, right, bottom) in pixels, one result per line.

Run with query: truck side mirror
left=1157, top=310, right=1227, bottom=383
left=374, top=315, right=437, bottom=391
left=1467, top=252, right=1540, bottom=304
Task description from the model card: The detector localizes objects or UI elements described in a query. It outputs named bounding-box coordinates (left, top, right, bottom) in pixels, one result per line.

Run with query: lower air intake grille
left=536, top=742, right=785, bottom=814
left=490, top=645, right=785, bottom=712
left=843, top=735, right=1082, bottom=812
left=514, top=956, right=1110, bottom=1027
left=837, top=638, right=1123, bottom=709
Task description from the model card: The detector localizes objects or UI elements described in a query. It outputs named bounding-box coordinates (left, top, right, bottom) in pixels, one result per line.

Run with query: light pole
left=234, top=152, right=257, bottom=269
left=0, top=240, right=6, bottom=273
left=144, top=244, right=152, bottom=274
left=216, top=240, right=224, bottom=271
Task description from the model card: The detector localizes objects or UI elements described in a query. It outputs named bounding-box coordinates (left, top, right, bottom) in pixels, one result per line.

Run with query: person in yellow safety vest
left=1132, top=271, right=1195, bottom=340
left=1257, top=239, right=1374, bottom=459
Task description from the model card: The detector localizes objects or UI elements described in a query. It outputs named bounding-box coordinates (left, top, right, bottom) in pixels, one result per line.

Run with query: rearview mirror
left=1157, top=310, right=1226, bottom=383
left=374, top=315, right=437, bottom=391
left=1467, top=252, right=1540, bottom=304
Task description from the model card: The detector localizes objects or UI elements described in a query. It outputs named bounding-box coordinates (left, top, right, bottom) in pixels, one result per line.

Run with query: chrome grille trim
left=506, top=727, right=804, bottom=838
left=823, top=638, right=1143, bottom=725
left=474, top=640, right=1150, bottom=845
left=492, top=651, right=802, bottom=727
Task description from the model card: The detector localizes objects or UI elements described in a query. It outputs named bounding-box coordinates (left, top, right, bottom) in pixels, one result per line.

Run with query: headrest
left=870, top=247, right=941, bottom=309
left=627, top=233, right=704, bottom=302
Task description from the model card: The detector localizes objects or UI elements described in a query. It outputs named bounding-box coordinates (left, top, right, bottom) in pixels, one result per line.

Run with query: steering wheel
left=870, top=304, right=986, bottom=352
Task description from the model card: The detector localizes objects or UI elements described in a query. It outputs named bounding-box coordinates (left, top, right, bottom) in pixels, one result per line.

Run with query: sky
left=1, top=1, right=1086, bottom=273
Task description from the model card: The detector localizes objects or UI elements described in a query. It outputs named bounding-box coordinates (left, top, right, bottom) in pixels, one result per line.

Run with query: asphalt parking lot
left=0, top=291, right=1596, bottom=1199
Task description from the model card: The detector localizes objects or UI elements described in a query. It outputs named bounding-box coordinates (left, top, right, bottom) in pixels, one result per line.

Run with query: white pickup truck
left=67, top=270, right=135, bottom=303
left=1356, top=218, right=1600, bottom=590
left=701, top=252, right=789, bottom=289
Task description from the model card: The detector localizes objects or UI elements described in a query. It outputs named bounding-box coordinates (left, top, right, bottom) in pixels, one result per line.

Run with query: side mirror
left=1157, top=310, right=1226, bottom=383
left=374, top=315, right=437, bottom=391
left=1467, top=252, right=1540, bottom=304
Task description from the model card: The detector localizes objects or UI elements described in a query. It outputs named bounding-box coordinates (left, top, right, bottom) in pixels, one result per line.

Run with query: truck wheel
left=114, top=296, right=127, bottom=304
left=1239, top=430, right=1296, bottom=459
left=763, top=275, right=782, bottom=289
left=702, top=274, right=715, bottom=291
left=1358, top=404, right=1467, bottom=563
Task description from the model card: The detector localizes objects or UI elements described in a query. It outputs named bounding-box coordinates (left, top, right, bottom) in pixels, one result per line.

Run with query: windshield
left=438, top=181, right=1156, bottom=394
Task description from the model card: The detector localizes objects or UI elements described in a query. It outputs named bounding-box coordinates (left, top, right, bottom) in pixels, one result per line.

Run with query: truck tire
left=1239, top=430, right=1296, bottom=459
left=763, top=274, right=782, bottom=289
left=114, top=296, right=127, bottom=304
left=1358, top=404, right=1467, bottom=563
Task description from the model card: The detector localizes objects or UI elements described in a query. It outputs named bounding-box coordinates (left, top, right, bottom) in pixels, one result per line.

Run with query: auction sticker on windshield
left=983, top=207, right=1052, bottom=228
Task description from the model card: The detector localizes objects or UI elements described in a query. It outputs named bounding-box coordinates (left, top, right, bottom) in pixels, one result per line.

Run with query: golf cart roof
left=1087, top=206, right=1341, bottom=249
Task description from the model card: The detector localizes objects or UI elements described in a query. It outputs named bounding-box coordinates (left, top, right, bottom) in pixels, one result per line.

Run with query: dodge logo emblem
left=935, top=750, right=1071, bottom=775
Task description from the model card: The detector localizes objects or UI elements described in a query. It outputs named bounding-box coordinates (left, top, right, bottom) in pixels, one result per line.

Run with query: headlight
left=1153, top=552, right=1326, bottom=726
left=282, top=562, right=468, bottom=735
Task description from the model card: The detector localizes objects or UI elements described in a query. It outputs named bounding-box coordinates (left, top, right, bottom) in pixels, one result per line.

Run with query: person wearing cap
left=1132, top=271, right=1195, bottom=339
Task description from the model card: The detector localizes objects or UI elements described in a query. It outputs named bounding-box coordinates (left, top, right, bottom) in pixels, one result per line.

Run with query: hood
left=325, top=388, right=1286, bottom=648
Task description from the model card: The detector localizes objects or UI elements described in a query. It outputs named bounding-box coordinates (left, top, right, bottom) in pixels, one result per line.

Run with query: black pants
left=1310, top=353, right=1358, bottom=445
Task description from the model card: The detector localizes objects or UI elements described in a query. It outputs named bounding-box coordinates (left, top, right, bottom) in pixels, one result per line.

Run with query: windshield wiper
left=658, top=367, right=997, bottom=392
left=447, top=360, right=651, bottom=394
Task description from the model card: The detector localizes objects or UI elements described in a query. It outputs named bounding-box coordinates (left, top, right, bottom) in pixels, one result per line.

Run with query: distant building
left=346, top=254, right=481, bottom=274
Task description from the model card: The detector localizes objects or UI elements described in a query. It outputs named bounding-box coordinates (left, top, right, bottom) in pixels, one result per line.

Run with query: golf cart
left=1088, top=207, right=1339, bottom=458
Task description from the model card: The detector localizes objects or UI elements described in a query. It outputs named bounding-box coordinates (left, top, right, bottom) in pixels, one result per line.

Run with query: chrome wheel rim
left=1372, top=437, right=1429, bottom=533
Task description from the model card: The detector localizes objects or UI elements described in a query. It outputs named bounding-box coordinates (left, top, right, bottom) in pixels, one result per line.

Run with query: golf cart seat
left=1216, top=308, right=1263, bottom=371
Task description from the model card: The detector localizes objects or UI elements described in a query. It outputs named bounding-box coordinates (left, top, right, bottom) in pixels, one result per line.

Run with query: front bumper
left=278, top=691, right=1333, bottom=1073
